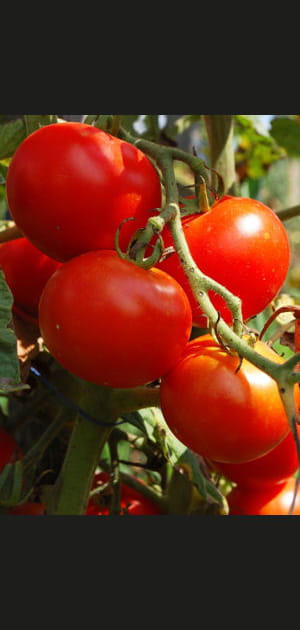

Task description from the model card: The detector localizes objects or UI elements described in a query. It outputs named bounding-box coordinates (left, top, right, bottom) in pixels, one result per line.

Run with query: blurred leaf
left=0, top=271, right=27, bottom=393
left=0, top=119, right=26, bottom=159
left=235, top=115, right=285, bottom=180
left=174, top=114, right=203, bottom=136
left=270, top=116, right=300, bottom=157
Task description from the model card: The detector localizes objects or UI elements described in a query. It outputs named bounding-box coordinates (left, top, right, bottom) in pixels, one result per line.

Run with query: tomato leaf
left=0, top=271, right=28, bottom=394
left=270, top=116, right=300, bottom=157
left=0, top=119, right=26, bottom=160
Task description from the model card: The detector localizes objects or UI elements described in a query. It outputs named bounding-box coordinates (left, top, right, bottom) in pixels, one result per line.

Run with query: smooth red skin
left=160, top=334, right=299, bottom=464
left=158, top=195, right=290, bottom=326
left=87, top=473, right=162, bottom=515
left=208, top=423, right=300, bottom=489
left=6, top=122, right=162, bottom=262
left=38, top=250, right=192, bottom=388
left=0, top=237, right=61, bottom=319
left=0, top=427, right=21, bottom=470
left=9, top=502, right=46, bottom=515
left=227, top=477, right=300, bottom=515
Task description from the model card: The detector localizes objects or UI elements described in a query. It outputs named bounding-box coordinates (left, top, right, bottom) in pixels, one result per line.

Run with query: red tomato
left=208, top=423, right=300, bottom=489
left=160, top=334, right=300, bottom=464
left=6, top=122, right=162, bottom=262
left=0, top=427, right=21, bottom=470
left=9, top=501, right=46, bottom=515
left=227, top=476, right=300, bottom=515
left=87, top=472, right=162, bottom=515
left=0, top=237, right=61, bottom=321
left=158, top=195, right=290, bottom=326
left=38, top=250, right=192, bottom=388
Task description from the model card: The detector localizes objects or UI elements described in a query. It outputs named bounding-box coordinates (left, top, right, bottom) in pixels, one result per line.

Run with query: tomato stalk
left=116, top=123, right=300, bottom=436
left=203, top=115, right=238, bottom=195
left=46, top=381, right=160, bottom=515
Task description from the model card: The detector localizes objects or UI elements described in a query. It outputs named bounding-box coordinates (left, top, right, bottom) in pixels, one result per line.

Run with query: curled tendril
left=211, top=312, right=238, bottom=358
left=114, top=216, right=138, bottom=260
left=114, top=216, right=165, bottom=270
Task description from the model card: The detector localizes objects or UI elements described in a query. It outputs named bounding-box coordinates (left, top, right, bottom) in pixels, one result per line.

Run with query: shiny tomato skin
left=38, top=250, right=192, bottom=388
left=208, top=423, right=300, bottom=489
left=0, top=237, right=61, bottom=320
left=227, top=477, right=300, bottom=515
left=158, top=195, right=290, bottom=326
left=0, top=427, right=21, bottom=470
left=6, top=122, right=162, bottom=262
left=160, top=334, right=299, bottom=464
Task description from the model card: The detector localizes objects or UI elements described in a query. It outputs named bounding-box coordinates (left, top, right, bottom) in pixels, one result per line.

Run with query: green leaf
left=235, top=115, right=285, bottom=179
left=0, top=119, right=26, bottom=159
left=0, top=271, right=27, bottom=394
left=270, top=116, right=300, bottom=157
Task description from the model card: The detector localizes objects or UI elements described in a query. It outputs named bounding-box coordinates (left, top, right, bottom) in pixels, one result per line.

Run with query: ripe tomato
left=0, top=427, right=21, bottom=470
left=227, top=476, right=300, bottom=515
left=160, top=334, right=300, bottom=464
left=6, top=122, right=162, bottom=262
left=9, top=502, right=46, bottom=515
left=208, top=423, right=300, bottom=489
left=157, top=195, right=290, bottom=326
left=38, top=250, right=192, bottom=388
left=87, top=472, right=162, bottom=515
left=0, top=237, right=61, bottom=323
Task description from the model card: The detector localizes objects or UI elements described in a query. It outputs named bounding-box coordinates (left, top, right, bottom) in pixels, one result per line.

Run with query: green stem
left=276, top=205, right=300, bottom=222
left=48, top=381, right=160, bottom=515
left=203, top=115, right=237, bottom=194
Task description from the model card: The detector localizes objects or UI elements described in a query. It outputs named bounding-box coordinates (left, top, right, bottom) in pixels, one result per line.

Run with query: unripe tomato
left=227, top=476, right=300, bottom=515
left=6, top=122, right=162, bottom=262
left=160, top=334, right=300, bottom=464
left=0, top=237, right=61, bottom=322
left=39, top=250, right=192, bottom=388
left=157, top=195, right=290, bottom=326
left=208, top=423, right=300, bottom=489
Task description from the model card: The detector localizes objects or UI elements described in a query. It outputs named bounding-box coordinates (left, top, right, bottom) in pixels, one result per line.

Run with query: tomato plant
left=38, top=249, right=192, bottom=388
left=227, top=476, right=300, bottom=515
left=0, top=236, right=61, bottom=323
left=87, top=472, right=162, bottom=515
left=6, top=122, right=162, bottom=262
left=207, top=423, right=300, bottom=489
left=158, top=195, right=290, bottom=326
left=160, top=334, right=300, bottom=464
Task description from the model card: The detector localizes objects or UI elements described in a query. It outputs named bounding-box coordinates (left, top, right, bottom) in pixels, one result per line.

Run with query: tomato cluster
left=2, top=120, right=297, bottom=515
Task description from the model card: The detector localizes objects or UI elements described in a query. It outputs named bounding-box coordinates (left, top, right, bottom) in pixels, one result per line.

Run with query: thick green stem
left=204, top=115, right=237, bottom=194
left=47, top=380, right=160, bottom=515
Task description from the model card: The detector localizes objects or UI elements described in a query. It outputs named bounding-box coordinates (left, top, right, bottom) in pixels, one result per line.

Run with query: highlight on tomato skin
left=6, top=122, right=162, bottom=262
left=160, top=334, right=300, bottom=465
left=227, top=476, right=300, bottom=515
left=38, top=249, right=193, bottom=389
left=157, top=195, right=290, bottom=326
